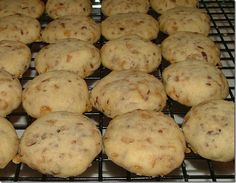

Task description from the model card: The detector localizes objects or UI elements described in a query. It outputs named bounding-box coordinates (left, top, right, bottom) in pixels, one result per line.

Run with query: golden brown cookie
left=162, top=60, right=229, bottom=106
left=46, top=0, right=92, bottom=19
left=159, top=7, right=210, bottom=35
left=18, top=111, right=102, bottom=177
left=22, top=71, right=90, bottom=118
left=0, top=117, right=18, bottom=169
left=182, top=100, right=234, bottom=162
left=104, top=110, right=186, bottom=176
left=42, top=15, right=101, bottom=44
left=90, top=70, right=167, bottom=118
left=101, top=36, right=161, bottom=72
left=101, top=13, right=159, bottom=40
left=102, top=0, right=150, bottom=16
left=35, top=39, right=100, bottom=78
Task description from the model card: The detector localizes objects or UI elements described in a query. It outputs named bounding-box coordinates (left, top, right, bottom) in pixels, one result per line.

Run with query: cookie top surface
left=35, top=39, right=101, bottom=78
left=150, top=0, right=198, bottom=14
left=159, top=7, right=210, bottom=35
left=42, top=15, right=101, bottom=44
left=101, top=0, right=150, bottom=16
left=161, top=32, right=220, bottom=65
left=90, top=70, right=167, bottom=118
left=46, top=0, right=92, bottom=19
left=162, top=60, right=229, bottom=106
left=182, top=100, right=234, bottom=162
left=0, top=117, right=18, bottom=169
left=104, top=109, right=186, bottom=176
left=22, top=70, right=90, bottom=118
left=18, top=111, right=102, bottom=177
left=0, top=0, right=44, bottom=18
left=101, top=13, right=159, bottom=40
left=0, top=14, right=41, bottom=44
left=0, top=40, right=31, bottom=78
left=0, top=70, right=22, bottom=117
left=101, top=36, right=162, bottom=72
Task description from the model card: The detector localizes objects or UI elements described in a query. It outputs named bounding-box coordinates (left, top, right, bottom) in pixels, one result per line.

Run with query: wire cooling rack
left=0, top=0, right=234, bottom=182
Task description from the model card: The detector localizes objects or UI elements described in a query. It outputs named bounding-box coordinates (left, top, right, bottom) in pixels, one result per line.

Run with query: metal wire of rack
left=0, top=0, right=234, bottom=182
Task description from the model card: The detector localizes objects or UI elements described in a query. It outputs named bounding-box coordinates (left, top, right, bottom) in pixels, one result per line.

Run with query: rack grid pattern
left=0, top=0, right=234, bottom=181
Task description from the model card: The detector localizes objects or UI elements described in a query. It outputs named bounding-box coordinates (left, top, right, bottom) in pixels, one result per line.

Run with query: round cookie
left=35, top=39, right=101, bottom=78
left=0, top=0, right=44, bottom=18
left=182, top=100, right=234, bottom=162
left=101, top=0, right=150, bottom=17
left=0, top=40, right=31, bottom=78
left=41, top=15, right=101, bottom=44
left=0, top=70, right=22, bottom=117
left=161, top=32, right=220, bottom=65
left=90, top=70, right=167, bottom=118
left=104, top=109, right=186, bottom=176
left=101, top=13, right=159, bottom=40
left=159, top=7, right=210, bottom=35
left=162, top=60, right=229, bottom=106
left=0, top=117, right=18, bottom=169
left=0, top=14, right=41, bottom=44
left=150, top=0, right=198, bottom=14
left=101, top=36, right=162, bottom=72
left=22, top=70, right=90, bottom=118
left=46, top=0, right=92, bottom=19
left=17, top=111, right=102, bottom=177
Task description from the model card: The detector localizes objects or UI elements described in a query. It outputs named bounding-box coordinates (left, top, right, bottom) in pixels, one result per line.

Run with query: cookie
left=159, top=7, right=210, bottom=35
left=162, top=60, right=229, bottom=106
left=182, top=100, right=234, bottom=162
left=35, top=39, right=101, bottom=78
left=104, top=109, right=186, bottom=176
left=0, top=14, right=41, bottom=44
left=90, top=70, right=167, bottom=118
left=0, top=0, right=44, bottom=18
left=161, top=32, right=220, bottom=65
left=41, top=15, right=101, bottom=44
left=0, top=117, right=18, bottom=169
left=101, top=0, right=150, bottom=16
left=46, top=0, right=92, bottom=19
left=16, top=111, right=102, bottom=177
left=101, top=13, right=159, bottom=40
left=0, top=40, right=31, bottom=78
left=0, top=70, right=22, bottom=117
left=22, top=70, right=90, bottom=118
left=101, top=36, right=162, bottom=72
left=150, top=0, right=198, bottom=14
